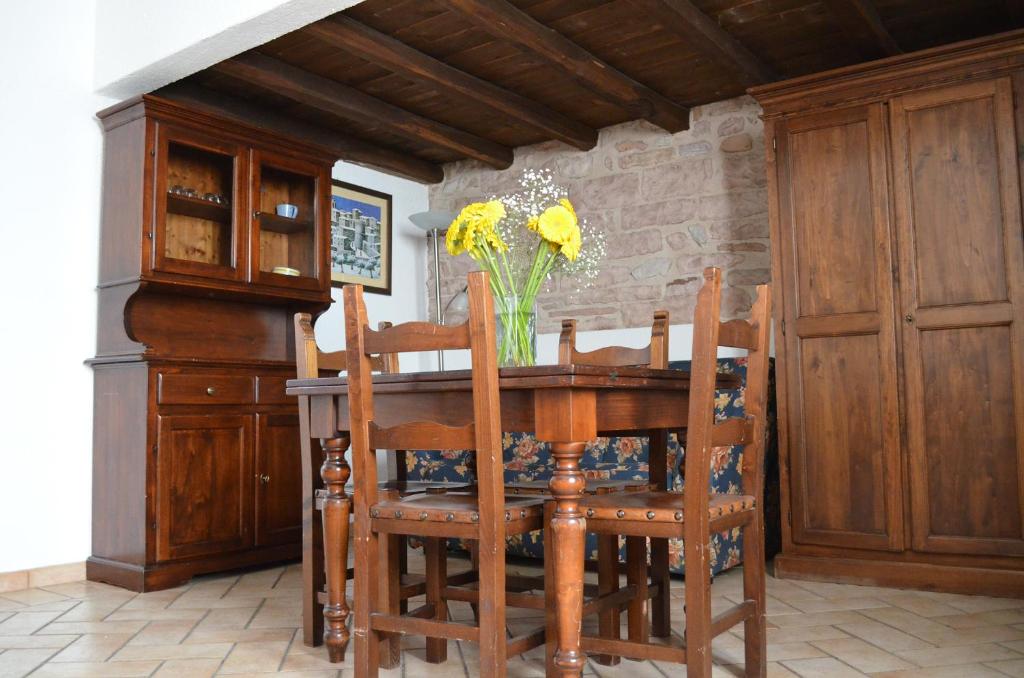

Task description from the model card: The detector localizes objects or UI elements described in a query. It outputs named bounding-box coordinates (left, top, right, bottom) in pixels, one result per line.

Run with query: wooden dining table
left=287, top=363, right=738, bottom=676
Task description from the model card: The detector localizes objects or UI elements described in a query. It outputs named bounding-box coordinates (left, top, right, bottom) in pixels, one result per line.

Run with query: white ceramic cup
left=276, top=203, right=298, bottom=218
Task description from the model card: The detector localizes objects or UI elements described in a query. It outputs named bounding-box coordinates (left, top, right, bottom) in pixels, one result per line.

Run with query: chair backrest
left=558, top=311, right=670, bottom=369
left=682, top=267, right=771, bottom=507
left=293, top=313, right=399, bottom=379
left=343, top=270, right=503, bottom=516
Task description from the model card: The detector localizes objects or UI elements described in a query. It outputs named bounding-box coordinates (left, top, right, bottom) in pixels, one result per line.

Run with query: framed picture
left=329, top=180, right=392, bottom=295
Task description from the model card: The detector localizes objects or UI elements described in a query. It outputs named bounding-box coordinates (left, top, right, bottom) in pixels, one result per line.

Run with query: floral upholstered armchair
left=407, top=357, right=778, bottom=577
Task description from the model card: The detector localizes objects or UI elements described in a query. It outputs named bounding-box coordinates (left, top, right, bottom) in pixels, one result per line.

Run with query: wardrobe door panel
left=892, top=77, right=1024, bottom=556
left=777, top=104, right=905, bottom=552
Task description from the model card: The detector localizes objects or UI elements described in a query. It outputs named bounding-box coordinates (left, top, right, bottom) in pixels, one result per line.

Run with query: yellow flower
left=445, top=200, right=506, bottom=256
left=559, top=225, right=581, bottom=261
left=559, top=198, right=576, bottom=222
left=535, top=203, right=581, bottom=261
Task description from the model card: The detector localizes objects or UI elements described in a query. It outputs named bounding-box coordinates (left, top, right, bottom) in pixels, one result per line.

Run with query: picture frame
left=329, top=180, right=392, bottom=295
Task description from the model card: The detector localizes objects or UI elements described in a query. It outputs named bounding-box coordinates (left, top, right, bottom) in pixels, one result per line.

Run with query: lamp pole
left=408, top=211, right=456, bottom=372
left=430, top=228, right=444, bottom=370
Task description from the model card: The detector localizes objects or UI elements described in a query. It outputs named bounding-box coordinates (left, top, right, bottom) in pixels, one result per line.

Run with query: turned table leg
left=321, top=436, right=352, bottom=663
left=549, top=441, right=587, bottom=678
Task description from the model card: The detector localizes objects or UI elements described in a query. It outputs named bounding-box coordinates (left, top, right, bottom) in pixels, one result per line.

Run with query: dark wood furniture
left=341, top=272, right=545, bottom=676
left=292, top=313, right=472, bottom=650
left=751, top=31, right=1024, bottom=597
left=503, top=312, right=674, bottom=666
left=573, top=268, right=772, bottom=678
left=88, top=95, right=333, bottom=592
left=287, top=343, right=739, bottom=678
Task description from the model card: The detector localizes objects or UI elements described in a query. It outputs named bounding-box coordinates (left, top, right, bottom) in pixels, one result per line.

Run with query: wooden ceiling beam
left=437, top=0, right=691, bottom=132
left=214, top=51, right=512, bottom=169
left=631, top=0, right=776, bottom=85
left=825, top=0, right=902, bottom=59
left=158, top=81, right=445, bottom=184
left=304, top=16, right=598, bottom=151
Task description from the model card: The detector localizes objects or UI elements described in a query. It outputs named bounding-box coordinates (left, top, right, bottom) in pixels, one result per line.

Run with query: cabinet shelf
left=167, top=193, right=231, bottom=222
left=259, top=212, right=313, bottom=234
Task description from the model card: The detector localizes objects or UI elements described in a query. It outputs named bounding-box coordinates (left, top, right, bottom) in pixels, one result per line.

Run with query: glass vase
left=494, top=295, right=537, bottom=367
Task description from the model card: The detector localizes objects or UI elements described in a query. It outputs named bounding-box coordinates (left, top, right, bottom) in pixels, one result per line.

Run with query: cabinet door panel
left=255, top=413, right=303, bottom=547
left=156, top=414, right=253, bottom=561
left=777, top=104, right=905, bottom=551
left=891, top=77, right=1024, bottom=555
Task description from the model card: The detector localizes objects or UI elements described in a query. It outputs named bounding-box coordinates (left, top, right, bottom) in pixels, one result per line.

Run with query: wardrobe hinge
left=780, top=319, right=786, bottom=335
left=772, top=136, right=777, bottom=151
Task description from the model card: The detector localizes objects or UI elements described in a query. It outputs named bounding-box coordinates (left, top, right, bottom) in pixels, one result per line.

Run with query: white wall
left=0, top=1, right=116, bottom=572
left=95, top=0, right=360, bottom=98
left=316, top=162, right=433, bottom=373
left=440, top=322, right=752, bottom=371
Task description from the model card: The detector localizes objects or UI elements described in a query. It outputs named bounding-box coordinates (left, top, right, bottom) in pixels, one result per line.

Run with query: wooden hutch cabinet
left=751, top=31, right=1024, bottom=597
left=89, top=95, right=333, bottom=591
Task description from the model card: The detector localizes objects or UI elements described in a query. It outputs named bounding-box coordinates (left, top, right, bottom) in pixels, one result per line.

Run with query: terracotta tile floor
left=1, top=554, right=1023, bottom=677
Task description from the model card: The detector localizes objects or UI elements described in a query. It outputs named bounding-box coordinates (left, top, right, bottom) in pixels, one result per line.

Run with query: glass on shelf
left=163, top=142, right=235, bottom=268
left=257, top=162, right=315, bottom=279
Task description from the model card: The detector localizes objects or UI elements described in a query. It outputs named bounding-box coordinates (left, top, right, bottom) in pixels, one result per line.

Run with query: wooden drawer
left=158, top=373, right=255, bottom=405
left=255, top=375, right=293, bottom=405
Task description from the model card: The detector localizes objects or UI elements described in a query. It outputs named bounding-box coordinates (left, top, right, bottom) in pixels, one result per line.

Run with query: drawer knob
left=259, top=474, right=270, bottom=484
left=206, top=387, right=217, bottom=396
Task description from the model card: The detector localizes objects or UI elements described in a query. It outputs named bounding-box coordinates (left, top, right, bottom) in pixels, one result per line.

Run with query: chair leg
left=468, top=540, right=480, bottom=624
left=399, top=536, right=409, bottom=615
left=321, top=437, right=351, bottom=663
left=683, top=535, right=713, bottom=678
left=594, top=533, right=621, bottom=666
left=650, top=537, right=671, bottom=638
left=353, top=524, right=380, bottom=676
left=625, top=536, right=650, bottom=650
left=477, top=536, right=507, bottom=677
left=544, top=502, right=557, bottom=677
left=742, top=517, right=767, bottom=677
left=379, top=534, right=402, bottom=669
left=425, top=537, right=449, bottom=663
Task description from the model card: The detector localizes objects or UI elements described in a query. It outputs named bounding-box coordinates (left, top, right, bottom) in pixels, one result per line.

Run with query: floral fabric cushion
left=406, top=358, right=776, bottom=577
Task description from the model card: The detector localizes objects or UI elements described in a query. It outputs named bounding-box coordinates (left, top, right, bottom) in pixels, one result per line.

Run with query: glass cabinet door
left=153, top=126, right=246, bottom=280
left=251, top=150, right=324, bottom=290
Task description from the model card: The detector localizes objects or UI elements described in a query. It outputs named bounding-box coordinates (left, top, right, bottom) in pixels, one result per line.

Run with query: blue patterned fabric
left=407, top=358, right=777, bottom=576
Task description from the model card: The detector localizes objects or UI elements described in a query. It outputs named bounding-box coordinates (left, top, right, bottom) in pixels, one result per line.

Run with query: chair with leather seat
left=293, top=313, right=470, bottom=659
left=342, top=270, right=545, bottom=677
left=568, top=267, right=771, bottom=678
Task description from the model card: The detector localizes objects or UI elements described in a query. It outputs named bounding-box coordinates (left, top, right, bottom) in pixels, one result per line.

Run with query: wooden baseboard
left=0, top=561, right=86, bottom=593
left=774, top=553, right=1024, bottom=598
left=87, top=544, right=301, bottom=593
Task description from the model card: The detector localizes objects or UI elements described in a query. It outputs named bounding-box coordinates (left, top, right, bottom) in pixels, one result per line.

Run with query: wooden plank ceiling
left=159, top=0, right=1022, bottom=183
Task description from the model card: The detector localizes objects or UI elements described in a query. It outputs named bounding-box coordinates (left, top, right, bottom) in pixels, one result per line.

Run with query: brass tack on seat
left=646, top=511, right=655, bottom=520
left=674, top=511, right=683, bottom=521
left=394, top=511, right=403, bottom=519
left=445, top=513, right=455, bottom=522
left=520, top=510, right=526, bottom=518
left=505, top=511, right=512, bottom=521
left=370, top=509, right=379, bottom=518
left=419, top=512, right=428, bottom=521
left=586, top=509, right=594, bottom=518
left=616, top=510, right=625, bottom=518
left=471, top=513, right=479, bottom=522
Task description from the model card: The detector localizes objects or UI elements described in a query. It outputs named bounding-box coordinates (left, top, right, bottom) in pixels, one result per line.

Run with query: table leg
left=549, top=441, right=587, bottom=677
left=321, top=436, right=351, bottom=662
left=299, top=397, right=324, bottom=647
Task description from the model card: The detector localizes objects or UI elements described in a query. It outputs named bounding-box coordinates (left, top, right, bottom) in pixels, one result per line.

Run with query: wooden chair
left=569, top=267, right=771, bottom=677
left=293, top=313, right=470, bottom=657
left=343, top=270, right=545, bottom=677
left=503, top=311, right=673, bottom=665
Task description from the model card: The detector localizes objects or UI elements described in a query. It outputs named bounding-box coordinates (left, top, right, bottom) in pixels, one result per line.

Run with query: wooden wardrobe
left=751, top=30, right=1024, bottom=597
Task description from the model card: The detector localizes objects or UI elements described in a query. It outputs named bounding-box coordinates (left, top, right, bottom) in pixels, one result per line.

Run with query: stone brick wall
left=427, top=95, right=770, bottom=332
